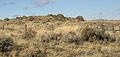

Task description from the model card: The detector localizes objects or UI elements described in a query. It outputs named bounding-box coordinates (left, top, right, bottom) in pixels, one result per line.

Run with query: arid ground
left=0, top=14, right=120, bottom=57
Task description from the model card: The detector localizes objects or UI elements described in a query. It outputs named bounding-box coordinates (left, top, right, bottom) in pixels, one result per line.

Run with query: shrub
left=47, top=14, right=53, bottom=17
left=16, top=17, right=23, bottom=20
left=62, top=31, right=84, bottom=45
left=25, top=50, right=47, bottom=57
left=28, top=16, right=34, bottom=21
left=76, top=16, right=85, bottom=21
left=41, top=33, right=62, bottom=43
left=23, top=16, right=27, bottom=19
left=0, top=37, right=16, bottom=53
left=23, top=28, right=37, bottom=40
left=81, top=27, right=116, bottom=43
left=4, top=18, right=9, bottom=21
left=57, top=14, right=65, bottom=18
left=53, top=14, right=65, bottom=21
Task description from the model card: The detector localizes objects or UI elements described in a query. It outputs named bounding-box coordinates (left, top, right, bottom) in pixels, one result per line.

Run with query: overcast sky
left=0, top=0, right=120, bottom=20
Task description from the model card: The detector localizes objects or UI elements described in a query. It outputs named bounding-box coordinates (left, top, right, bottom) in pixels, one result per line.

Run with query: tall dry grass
left=0, top=17, right=120, bottom=57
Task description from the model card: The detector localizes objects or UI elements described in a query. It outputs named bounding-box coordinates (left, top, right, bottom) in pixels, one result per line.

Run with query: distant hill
left=1, top=14, right=85, bottom=22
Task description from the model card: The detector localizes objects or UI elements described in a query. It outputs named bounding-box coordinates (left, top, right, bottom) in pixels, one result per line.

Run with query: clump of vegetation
left=25, top=50, right=47, bottom=57
left=0, top=37, right=16, bottom=53
left=57, top=14, right=65, bottom=18
left=0, top=14, right=120, bottom=57
left=76, top=16, right=85, bottom=21
left=52, top=14, right=65, bottom=21
left=47, top=14, right=54, bottom=17
left=81, top=27, right=116, bottom=43
left=41, top=33, right=62, bottom=44
left=28, top=16, right=34, bottom=21
left=22, top=16, right=28, bottom=19
left=23, top=28, right=37, bottom=40
left=4, top=18, right=9, bottom=21
left=62, top=31, right=83, bottom=45
left=16, top=17, right=23, bottom=20
left=41, top=31, right=83, bottom=45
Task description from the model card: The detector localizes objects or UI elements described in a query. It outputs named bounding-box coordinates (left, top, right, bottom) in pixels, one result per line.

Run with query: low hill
left=0, top=14, right=120, bottom=57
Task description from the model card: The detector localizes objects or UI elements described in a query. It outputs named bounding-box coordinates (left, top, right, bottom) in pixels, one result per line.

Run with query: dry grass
left=0, top=15, right=120, bottom=57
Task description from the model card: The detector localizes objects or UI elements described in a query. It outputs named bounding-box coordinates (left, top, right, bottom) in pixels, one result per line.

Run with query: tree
left=76, top=16, right=85, bottom=21
left=23, top=16, right=27, bottom=19
left=4, top=18, right=9, bottom=21
left=47, top=14, right=53, bottom=17
left=57, top=14, right=65, bottom=18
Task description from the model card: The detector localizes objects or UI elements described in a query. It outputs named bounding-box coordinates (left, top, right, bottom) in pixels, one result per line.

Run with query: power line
left=86, top=8, right=120, bottom=20
left=98, top=12, right=103, bottom=19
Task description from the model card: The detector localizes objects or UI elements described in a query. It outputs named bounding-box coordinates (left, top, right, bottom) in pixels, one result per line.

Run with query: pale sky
left=0, top=0, right=120, bottom=20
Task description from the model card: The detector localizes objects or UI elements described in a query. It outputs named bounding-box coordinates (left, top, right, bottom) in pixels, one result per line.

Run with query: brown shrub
left=0, top=37, right=16, bottom=53
left=41, top=33, right=62, bottom=44
left=81, top=27, right=116, bottom=43
left=28, top=16, right=34, bottom=21
left=22, top=28, right=37, bottom=40
left=62, top=31, right=84, bottom=45
left=25, top=50, right=47, bottom=57
left=42, top=32, right=84, bottom=45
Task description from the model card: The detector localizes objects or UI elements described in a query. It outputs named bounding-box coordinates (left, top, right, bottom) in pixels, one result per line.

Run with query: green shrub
left=53, top=14, right=65, bottom=21
left=76, top=16, right=85, bottom=21
left=23, top=16, right=27, bottom=19
left=47, top=14, right=53, bottom=17
left=57, top=14, right=65, bottom=18
left=4, top=18, right=9, bottom=21
left=0, top=37, right=16, bottom=53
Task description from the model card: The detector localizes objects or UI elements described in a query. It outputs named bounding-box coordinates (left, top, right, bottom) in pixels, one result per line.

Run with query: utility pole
left=98, top=12, right=104, bottom=30
left=99, top=12, right=103, bottom=20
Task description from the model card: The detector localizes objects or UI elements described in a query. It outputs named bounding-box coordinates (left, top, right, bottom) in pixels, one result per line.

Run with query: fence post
left=101, top=24, right=104, bottom=30
left=2, top=24, right=5, bottom=30
left=112, top=25, right=116, bottom=37
left=112, top=25, right=114, bottom=31
left=49, top=24, right=54, bottom=31
left=24, top=24, right=28, bottom=33
left=119, top=26, right=120, bottom=31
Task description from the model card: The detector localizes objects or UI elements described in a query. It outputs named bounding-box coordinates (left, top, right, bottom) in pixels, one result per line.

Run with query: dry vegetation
left=0, top=14, right=120, bottom=57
